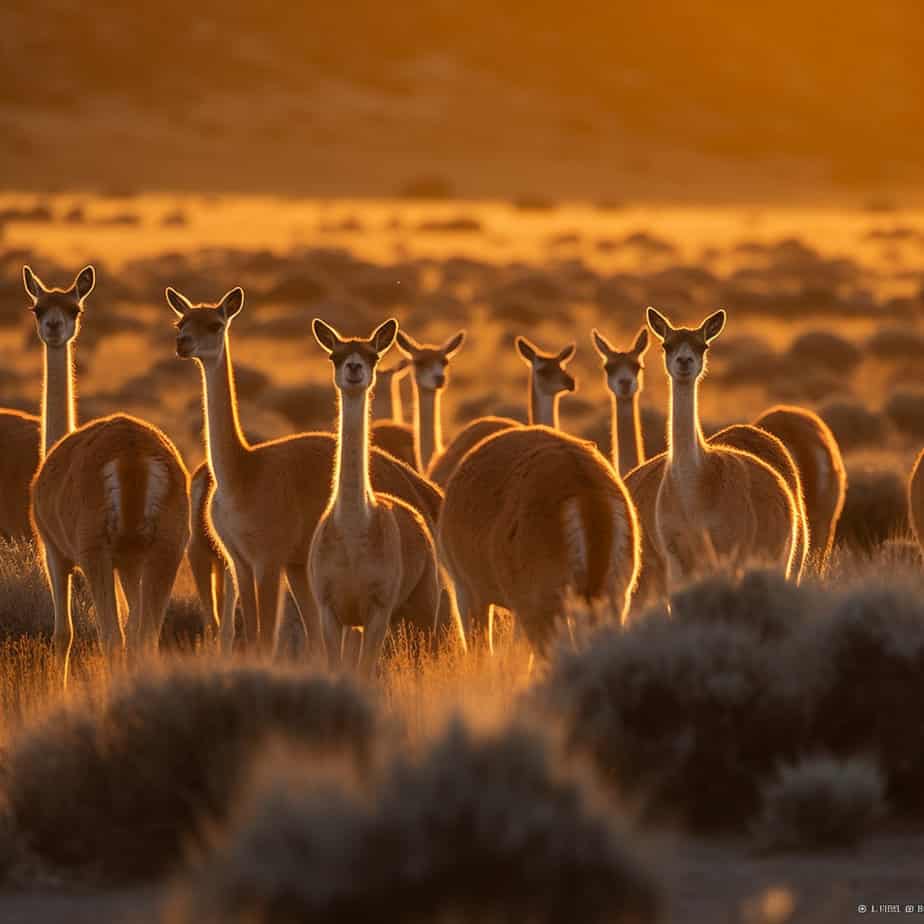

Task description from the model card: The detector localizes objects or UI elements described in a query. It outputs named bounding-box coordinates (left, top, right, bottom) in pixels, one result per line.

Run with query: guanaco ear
left=165, top=286, right=193, bottom=318
left=371, top=318, right=399, bottom=355
left=23, top=265, right=47, bottom=302
left=557, top=343, right=576, bottom=364
left=591, top=328, right=615, bottom=359
left=395, top=330, right=421, bottom=357
left=700, top=309, right=726, bottom=343
left=72, top=265, right=95, bottom=302
left=646, top=307, right=672, bottom=341
left=312, top=318, right=341, bottom=353
left=218, top=287, right=244, bottom=321
left=631, top=327, right=649, bottom=357
left=515, top=336, right=538, bottom=364
left=441, top=330, right=466, bottom=357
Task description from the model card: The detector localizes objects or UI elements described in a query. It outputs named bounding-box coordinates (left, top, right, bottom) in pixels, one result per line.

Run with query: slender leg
left=211, top=559, right=226, bottom=640
left=43, top=543, right=74, bottom=683
left=85, top=552, right=123, bottom=666
left=119, top=561, right=144, bottom=655
left=254, top=565, right=282, bottom=656
left=358, top=605, right=391, bottom=678
left=141, top=548, right=184, bottom=655
left=317, top=603, right=342, bottom=671
left=219, top=567, right=237, bottom=655
left=228, top=553, right=257, bottom=649
left=283, top=564, right=314, bottom=656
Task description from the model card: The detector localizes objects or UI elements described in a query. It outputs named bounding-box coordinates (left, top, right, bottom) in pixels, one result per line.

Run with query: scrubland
left=0, top=196, right=923, bottom=921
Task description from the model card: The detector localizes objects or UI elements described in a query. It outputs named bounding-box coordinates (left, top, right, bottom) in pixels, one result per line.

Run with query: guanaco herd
left=5, top=263, right=924, bottom=684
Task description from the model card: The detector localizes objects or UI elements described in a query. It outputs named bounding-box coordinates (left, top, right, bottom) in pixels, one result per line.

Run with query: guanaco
left=168, top=286, right=444, bottom=653
left=309, top=319, right=441, bottom=674
left=27, top=266, right=189, bottom=680
left=646, top=307, right=799, bottom=591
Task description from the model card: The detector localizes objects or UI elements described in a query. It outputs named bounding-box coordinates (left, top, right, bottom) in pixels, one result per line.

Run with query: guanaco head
left=515, top=336, right=576, bottom=396
left=313, top=318, right=399, bottom=397
left=395, top=330, right=466, bottom=392
left=23, top=265, right=95, bottom=349
left=167, top=286, right=244, bottom=364
left=591, top=327, right=648, bottom=399
left=647, top=307, right=726, bottom=385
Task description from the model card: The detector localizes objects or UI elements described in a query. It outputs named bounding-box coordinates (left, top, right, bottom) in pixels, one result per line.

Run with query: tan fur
left=25, top=266, right=189, bottom=681
left=309, top=319, right=440, bottom=675
left=439, top=426, right=639, bottom=655
left=395, top=328, right=466, bottom=472
left=753, top=405, right=846, bottom=564
left=0, top=410, right=40, bottom=540
left=626, top=424, right=807, bottom=606
left=371, top=420, right=417, bottom=468
left=592, top=325, right=648, bottom=476
left=515, top=336, right=576, bottom=428
left=910, top=449, right=924, bottom=553
left=369, top=358, right=417, bottom=468
left=647, top=308, right=798, bottom=593
left=427, top=416, right=520, bottom=488
left=169, top=287, right=443, bottom=655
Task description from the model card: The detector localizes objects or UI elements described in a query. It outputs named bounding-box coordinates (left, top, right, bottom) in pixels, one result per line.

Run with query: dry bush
left=534, top=616, right=804, bottom=831
left=786, top=331, right=861, bottom=374
left=0, top=540, right=57, bottom=640
left=665, top=569, right=815, bottom=642
left=818, top=400, right=886, bottom=452
left=865, top=327, right=924, bottom=361
left=171, top=721, right=661, bottom=924
left=796, top=584, right=924, bottom=815
left=835, top=464, right=908, bottom=550
left=753, top=756, right=885, bottom=851
left=883, top=389, right=924, bottom=441
left=5, top=664, right=379, bottom=881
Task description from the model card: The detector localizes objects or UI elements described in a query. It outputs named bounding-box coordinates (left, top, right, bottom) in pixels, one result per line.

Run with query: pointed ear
left=165, top=286, right=193, bottom=318
left=557, top=343, right=576, bottom=364
left=591, top=328, right=614, bottom=358
left=631, top=327, right=649, bottom=357
left=515, top=336, right=537, bottom=364
left=701, top=309, right=726, bottom=343
left=647, top=307, right=672, bottom=341
left=395, top=330, right=421, bottom=357
left=312, top=318, right=341, bottom=353
left=371, top=318, right=399, bottom=355
left=441, top=330, right=466, bottom=357
left=218, top=287, right=244, bottom=322
left=23, top=265, right=46, bottom=302
left=72, top=265, right=95, bottom=302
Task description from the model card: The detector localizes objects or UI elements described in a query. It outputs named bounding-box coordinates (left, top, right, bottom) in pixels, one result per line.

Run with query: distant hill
left=1, top=1, right=921, bottom=198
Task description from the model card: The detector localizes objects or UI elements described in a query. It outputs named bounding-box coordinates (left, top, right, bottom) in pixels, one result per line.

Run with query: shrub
left=534, top=618, right=804, bottom=830
left=5, top=664, right=379, bottom=881
left=0, top=540, right=93, bottom=642
left=834, top=464, right=908, bottom=550
left=866, top=327, right=924, bottom=361
left=171, top=721, right=661, bottom=924
left=796, top=584, right=924, bottom=814
left=754, top=756, right=885, bottom=851
left=786, top=331, right=861, bottom=374
left=883, top=390, right=924, bottom=441
left=819, top=401, right=886, bottom=452
left=666, top=570, right=814, bottom=642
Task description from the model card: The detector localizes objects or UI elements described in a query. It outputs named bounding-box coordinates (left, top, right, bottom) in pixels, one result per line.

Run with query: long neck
left=613, top=394, right=643, bottom=475
left=201, top=341, right=250, bottom=491
left=333, top=388, right=374, bottom=521
left=668, top=379, right=704, bottom=474
left=390, top=374, right=405, bottom=424
left=529, top=377, right=558, bottom=428
left=42, top=342, right=75, bottom=455
left=414, top=387, right=442, bottom=471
